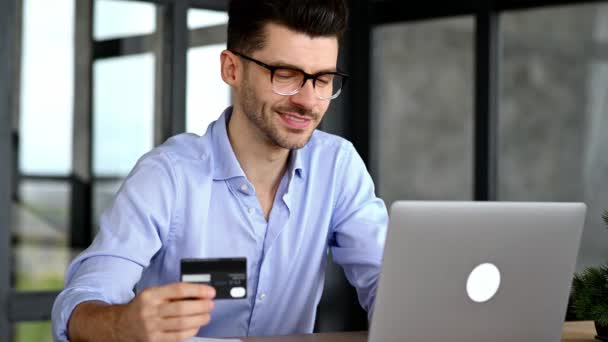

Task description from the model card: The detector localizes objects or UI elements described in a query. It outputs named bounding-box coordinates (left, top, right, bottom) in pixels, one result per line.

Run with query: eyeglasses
left=230, top=50, right=349, bottom=100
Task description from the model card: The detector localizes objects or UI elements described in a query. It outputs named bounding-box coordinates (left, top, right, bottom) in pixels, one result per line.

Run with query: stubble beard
left=240, top=78, right=318, bottom=150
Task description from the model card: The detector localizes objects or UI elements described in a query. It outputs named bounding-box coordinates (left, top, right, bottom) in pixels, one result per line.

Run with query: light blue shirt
left=52, top=107, right=388, bottom=340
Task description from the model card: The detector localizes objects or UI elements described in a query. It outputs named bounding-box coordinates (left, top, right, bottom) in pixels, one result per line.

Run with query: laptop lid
left=368, top=201, right=586, bottom=342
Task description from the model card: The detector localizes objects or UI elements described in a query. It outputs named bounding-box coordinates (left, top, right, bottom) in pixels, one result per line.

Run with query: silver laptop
left=369, top=201, right=586, bottom=342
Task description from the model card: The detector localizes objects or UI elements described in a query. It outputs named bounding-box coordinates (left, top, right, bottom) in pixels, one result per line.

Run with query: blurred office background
left=0, top=0, right=607, bottom=341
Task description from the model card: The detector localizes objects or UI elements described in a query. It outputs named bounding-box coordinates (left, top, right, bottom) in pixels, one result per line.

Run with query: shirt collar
left=211, top=107, right=247, bottom=180
left=288, top=148, right=304, bottom=180
left=211, top=106, right=305, bottom=181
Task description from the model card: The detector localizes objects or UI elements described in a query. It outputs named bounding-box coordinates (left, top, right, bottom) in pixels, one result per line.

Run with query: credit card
left=180, top=258, right=247, bottom=300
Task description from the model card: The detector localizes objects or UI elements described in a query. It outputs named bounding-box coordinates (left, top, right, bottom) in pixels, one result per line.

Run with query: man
left=52, top=0, right=388, bottom=341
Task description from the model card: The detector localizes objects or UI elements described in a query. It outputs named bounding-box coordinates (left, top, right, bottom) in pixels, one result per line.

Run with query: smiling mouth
left=283, top=113, right=308, bottom=122
left=278, top=111, right=313, bottom=129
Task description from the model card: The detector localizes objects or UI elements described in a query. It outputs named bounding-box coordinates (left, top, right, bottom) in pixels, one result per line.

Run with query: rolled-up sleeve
left=51, top=151, right=177, bottom=341
left=329, top=142, right=388, bottom=321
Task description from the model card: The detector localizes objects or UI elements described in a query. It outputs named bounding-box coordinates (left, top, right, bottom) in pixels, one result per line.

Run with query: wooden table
left=240, top=321, right=597, bottom=341
left=562, top=321, right=599, bottom=342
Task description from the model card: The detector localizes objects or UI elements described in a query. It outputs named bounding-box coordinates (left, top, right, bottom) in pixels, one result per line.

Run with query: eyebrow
left=269, top=60, right=339, bottom=74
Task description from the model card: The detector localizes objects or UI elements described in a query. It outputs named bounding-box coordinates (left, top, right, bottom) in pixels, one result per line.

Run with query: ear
left=220, top=50, right=241, bottom=88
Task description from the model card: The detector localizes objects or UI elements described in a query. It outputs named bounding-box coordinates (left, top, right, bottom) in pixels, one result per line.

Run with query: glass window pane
left=371, top=17, right=474, bottom=206
left=19, top=0, right=74, bottom=175
left=94, top=0, right=156, bottom=40
left=187, top=44, right=230, bottom=135
left=93, top=179, right=122, bottom=228
left=13, top=180, right=73, bottom=291
left=93, top=53, right=155, bottom=176
left=14, top=242, right=73, bottom=291
left=15, top=322, right=53, bottom=342
left=188, top=9, right=228, bottom=30
left=18, top=180, right=70, bottom=233
left=500, top=4, right=608, bottom=270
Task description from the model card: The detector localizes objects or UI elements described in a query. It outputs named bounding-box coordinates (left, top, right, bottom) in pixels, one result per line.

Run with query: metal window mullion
left=346, top=0, right=372, bottom=166
left=118, top=0, right=228, bottom=8
left=154, top=1, right=188, bottom=146
left=370, top=0, right=608, bottom=25
left=7, top=290, right=59, bottom=322
left=70, top=0, right=94, bottom=248
left=371, top=1, right=476, bottom=25
left=1, top=0, right=18, bottom=338
left=497, top=0, right=608, bottom=11
left=320, top=0, right=372, bottom=167
left=188, top=24, right=227, bottom=47
left=92, top=23, right=227, bottom=61
left=93, top=35, right=156, bottom=59
left=188, top=0, right=227, bottom=10
left=474, top=6, right=500, bottom=201
left=12, top=0, right=23, bottom=205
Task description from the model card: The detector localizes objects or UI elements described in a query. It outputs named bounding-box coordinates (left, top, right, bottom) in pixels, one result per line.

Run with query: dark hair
left=227, top=0, right=348, bottom=54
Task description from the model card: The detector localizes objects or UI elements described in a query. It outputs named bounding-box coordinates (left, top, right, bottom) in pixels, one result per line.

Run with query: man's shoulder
left=131, top=133, right=213, bottom=179
left=306, top=130, right=367, bottom=177
left=146, top=132, right=211, bottom=162
left=308, top=129, right=354, bottom=154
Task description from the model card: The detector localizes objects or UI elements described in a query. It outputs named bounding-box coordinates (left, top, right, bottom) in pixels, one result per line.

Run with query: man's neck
left=226, top=108, right=290, bottom=194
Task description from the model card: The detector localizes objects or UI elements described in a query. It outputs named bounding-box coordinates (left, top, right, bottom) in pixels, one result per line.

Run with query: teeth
left=285, top=114, right=306, bottom=122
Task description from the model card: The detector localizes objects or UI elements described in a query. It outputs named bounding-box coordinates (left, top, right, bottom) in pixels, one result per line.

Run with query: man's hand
left=118, top=282, right=216, bottom=342
left=69, top=282, right=216, bottom=342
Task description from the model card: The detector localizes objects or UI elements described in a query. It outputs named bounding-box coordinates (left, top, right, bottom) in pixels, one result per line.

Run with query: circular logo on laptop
left=466, top=263, right=501, bottom=303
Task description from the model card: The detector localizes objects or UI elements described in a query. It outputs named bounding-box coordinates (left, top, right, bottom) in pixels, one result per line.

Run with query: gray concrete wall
left=371, top=4, right=608, bottom=270
left=371, top=17, right=474, bottom=205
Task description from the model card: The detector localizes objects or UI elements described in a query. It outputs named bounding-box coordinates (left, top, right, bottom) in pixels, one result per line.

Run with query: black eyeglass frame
left=230, top=50, right=350, bottom=100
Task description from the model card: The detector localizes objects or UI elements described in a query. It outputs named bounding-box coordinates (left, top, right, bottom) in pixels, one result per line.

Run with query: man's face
left=237, top=23, right=339, bottom=150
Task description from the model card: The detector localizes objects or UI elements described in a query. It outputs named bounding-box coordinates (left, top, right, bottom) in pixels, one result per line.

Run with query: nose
left=289, top=79, right=318, bottom=110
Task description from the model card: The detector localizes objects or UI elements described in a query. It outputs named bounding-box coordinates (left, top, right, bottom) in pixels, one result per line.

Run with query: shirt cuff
left=51, top=288, right=108, bottom=342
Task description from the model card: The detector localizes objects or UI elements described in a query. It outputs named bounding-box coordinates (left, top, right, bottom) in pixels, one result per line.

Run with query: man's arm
left=67, top=283, right=215, bottom=342
left=328, top=142, right=389, bottom=320
left=51, top=151, right=205, bottom=341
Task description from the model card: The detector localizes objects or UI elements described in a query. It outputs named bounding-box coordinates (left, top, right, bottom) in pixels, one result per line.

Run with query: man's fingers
left=158, top=299, right=214, bottom=318
left=151, top=282, right=216, bottom=301
left=158, top=313, right=212, bottom=332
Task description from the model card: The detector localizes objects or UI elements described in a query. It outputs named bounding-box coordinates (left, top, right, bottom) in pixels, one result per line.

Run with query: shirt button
left=240, top=184, right=248, bottom=192
left=248, top=207, right=255, bottom=215
left=259, top=293, right=266, bottom=301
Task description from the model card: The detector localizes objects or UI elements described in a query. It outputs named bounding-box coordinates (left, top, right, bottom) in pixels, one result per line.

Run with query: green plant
left=572, top=265, right=608, bottom=326
left=16, top=322, right=53, bottom=342
left=570, top=209, right=608, bottom=326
